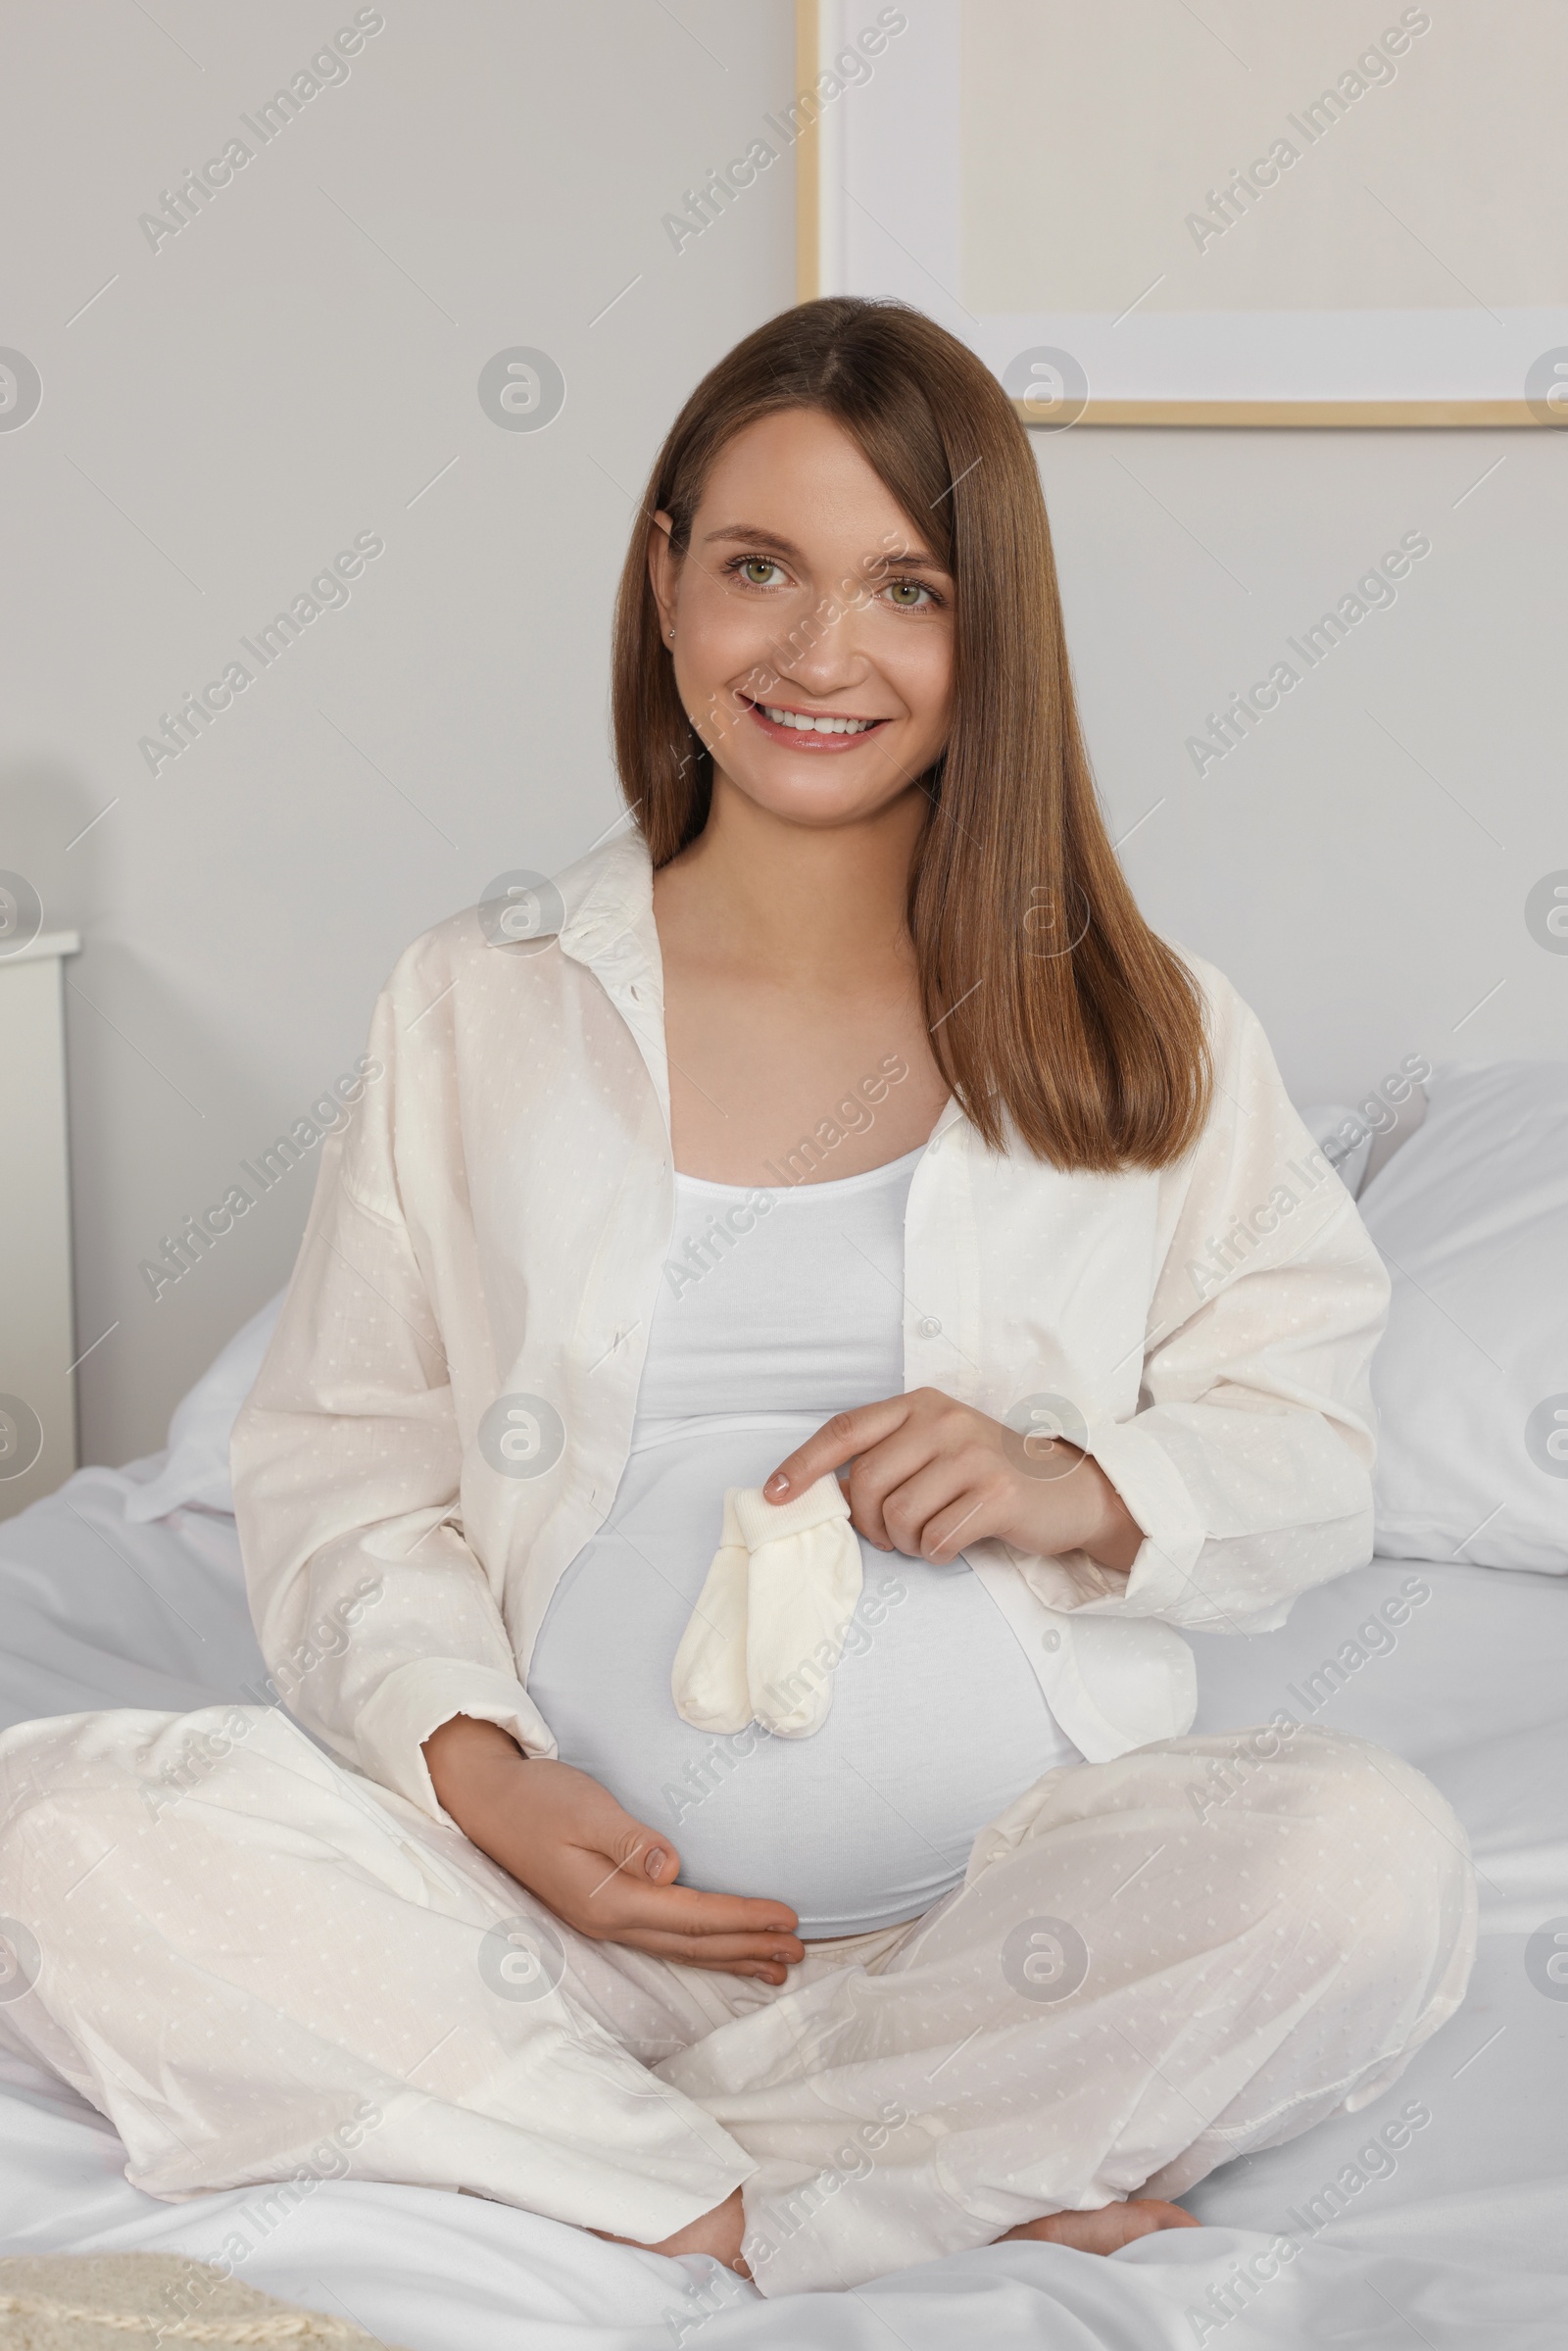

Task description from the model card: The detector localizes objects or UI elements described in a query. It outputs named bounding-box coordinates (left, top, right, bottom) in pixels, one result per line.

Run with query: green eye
left=741, top=558, right=782, bottom=586
left=885, top=578, right=929, bottom=608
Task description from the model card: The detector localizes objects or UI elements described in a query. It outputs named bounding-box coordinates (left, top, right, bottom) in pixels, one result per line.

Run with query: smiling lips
left=743, top=695, right=890, bottom=750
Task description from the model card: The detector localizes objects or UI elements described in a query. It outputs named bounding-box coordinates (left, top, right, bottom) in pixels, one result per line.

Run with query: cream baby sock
left=669, top=1488, right=753, bottom=1734
left=670, top=1475, right=864, bottom=1739
left=734, top=1475, right=863, bottom=1739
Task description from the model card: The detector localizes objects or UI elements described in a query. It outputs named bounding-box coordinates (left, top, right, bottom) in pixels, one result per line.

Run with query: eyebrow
left=701, top=522, right=949, bottom=572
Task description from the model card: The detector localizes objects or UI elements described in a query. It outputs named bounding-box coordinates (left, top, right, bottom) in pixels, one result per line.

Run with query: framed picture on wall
left=793, top=0, right=1568, bottom=426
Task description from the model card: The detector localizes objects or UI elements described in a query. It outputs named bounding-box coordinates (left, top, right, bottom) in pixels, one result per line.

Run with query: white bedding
left=1, top=1460, right=1564, bottom=2348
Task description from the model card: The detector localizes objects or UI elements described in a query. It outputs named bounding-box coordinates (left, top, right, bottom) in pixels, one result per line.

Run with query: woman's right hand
left=422, top=1716, right=805, bottom=1983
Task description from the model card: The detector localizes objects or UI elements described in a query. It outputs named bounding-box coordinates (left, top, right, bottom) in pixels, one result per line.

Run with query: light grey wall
left=1038, top=421, right=1566, bottom=1104
left=4, top=4, right=1563, bottom=1468
left=4, top=0, right=798, bottom=1465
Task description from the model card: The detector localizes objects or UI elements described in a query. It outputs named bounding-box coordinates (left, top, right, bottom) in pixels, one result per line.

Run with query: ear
left=648, top=511, right=678, bottom=643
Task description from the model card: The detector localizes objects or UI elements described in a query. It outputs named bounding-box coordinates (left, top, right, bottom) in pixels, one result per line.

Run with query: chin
left=720, top=739, right=928, bottom=822
left=737, top=768, right=902, bottom=827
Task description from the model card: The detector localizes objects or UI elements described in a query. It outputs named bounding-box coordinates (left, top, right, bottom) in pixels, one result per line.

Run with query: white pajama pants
left=0, top=1706, right=1476, bottom=2297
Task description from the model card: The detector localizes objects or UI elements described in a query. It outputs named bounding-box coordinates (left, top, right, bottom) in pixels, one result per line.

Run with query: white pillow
left=1297, top=1076, right=1429, bottom=1200
left=1359, top=1060, right=1568, bottom=1574
left=123, top=1291, right=285, bottom=1522
left=1297, top=1102, right=1376, bottom=1199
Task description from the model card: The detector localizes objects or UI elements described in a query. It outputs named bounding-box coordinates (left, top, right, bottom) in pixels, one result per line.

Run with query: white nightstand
left=0, top=929, right=81, bottom=1520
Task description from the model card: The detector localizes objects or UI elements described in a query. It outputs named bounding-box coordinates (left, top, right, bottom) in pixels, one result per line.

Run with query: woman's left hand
left=763, top=1388, right=1145, bottom=1573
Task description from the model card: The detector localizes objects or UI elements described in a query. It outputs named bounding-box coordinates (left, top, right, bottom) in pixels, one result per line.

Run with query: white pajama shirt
left=0, top=828, right=1476, bottom=2294
left=234, top=825, right=1396, bottom=1801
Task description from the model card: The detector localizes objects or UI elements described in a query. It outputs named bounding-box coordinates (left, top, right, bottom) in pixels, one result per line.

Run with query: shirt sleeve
left=229, top=980, right=557, bottom=1823
left=1009, top=969, right=1393, bottom=1636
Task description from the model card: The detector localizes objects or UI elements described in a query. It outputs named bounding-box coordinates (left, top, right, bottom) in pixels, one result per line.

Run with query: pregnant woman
left=0, top=299, right=1474, bottom=2297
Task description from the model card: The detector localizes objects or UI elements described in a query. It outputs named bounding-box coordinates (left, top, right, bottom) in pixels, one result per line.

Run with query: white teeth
left=761, top=705, right=875, bottom=735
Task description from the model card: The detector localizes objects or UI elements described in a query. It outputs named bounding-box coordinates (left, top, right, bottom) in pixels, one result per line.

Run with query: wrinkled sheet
left=1, top=1461, right=1563, bottom=2348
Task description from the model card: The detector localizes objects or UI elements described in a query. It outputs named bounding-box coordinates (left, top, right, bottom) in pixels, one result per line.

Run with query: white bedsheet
left=1, top=1461, right=1564, bottom=2348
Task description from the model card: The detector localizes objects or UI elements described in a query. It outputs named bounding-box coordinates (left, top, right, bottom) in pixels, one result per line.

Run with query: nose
left=759, top=590, right=877, bottom=703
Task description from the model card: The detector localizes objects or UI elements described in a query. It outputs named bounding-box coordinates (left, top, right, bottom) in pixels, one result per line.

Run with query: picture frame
left=794, top=0, right=1567, bottom=428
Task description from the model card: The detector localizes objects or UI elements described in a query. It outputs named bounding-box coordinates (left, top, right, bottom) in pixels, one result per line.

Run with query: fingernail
left=764, top=1473, right=789, bottom=1496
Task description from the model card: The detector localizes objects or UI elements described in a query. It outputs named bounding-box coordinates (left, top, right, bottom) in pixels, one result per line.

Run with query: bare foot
left=596, top=2186, right=1196, bottom=2278
left=1003, top=2198, right=1200, bottom=2256
left=593, top=2186, right=751, bottom=2275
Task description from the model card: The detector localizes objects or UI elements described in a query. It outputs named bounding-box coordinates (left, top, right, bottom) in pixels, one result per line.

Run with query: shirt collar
left=553, top=824, right=967, bottom=1147
left=555, top=824, right=659, bottom=981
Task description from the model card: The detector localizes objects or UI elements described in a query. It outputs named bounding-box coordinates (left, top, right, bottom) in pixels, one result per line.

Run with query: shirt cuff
left=1075, top=1414, right=1208, bottom=1617
left=355, top=1659, right=558, bottom=1822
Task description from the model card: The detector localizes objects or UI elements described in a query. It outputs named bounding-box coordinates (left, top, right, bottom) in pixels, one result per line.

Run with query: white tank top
left=527, top=1148, right=1081, bottom=1936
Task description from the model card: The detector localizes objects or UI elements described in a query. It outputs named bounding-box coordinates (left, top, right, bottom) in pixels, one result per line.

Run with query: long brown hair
left=612, top=298, right=1211, bottom=1172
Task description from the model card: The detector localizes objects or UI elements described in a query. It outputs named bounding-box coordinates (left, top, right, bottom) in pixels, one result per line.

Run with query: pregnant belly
left=526, top=1416, right=1080, bottom=1937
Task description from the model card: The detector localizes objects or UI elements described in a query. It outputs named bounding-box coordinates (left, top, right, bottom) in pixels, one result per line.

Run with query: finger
left=580, top=1908, right=807, bottom=1978
left=619, top=1925, right=807, bottom=1971
left=564, top=1853, right=802, bottom=1944
left=843, top=1426, right=956, bottom=1550
left=642, top=1948, right=796, bottom=1984
left=562, top=1847, right=686, bottom=1941
left=683, top=1955, right=794, bottom=1984
left=909, top=1477, right=1002, bottom=1563
left=567, top=1790, right=684, bottom=1890
left=606, top=1879, right=803, bottom=1943
left=763, top=1396, right=912, bottom=1504
left=873, top=1451, right=1006, bottom=1560
left=640, top=1836, right=682, bottom=1884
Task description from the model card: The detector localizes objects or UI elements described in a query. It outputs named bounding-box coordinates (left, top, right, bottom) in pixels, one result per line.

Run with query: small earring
left=667, top=627, right=675, bottom=640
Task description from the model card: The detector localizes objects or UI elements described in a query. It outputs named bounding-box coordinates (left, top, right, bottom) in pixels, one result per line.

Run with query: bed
left=1, top=1061, right=1564, bottom=2349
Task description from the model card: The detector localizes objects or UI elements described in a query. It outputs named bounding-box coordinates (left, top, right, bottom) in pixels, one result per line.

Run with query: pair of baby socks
left=670, top=1474, right=863, bottom=1739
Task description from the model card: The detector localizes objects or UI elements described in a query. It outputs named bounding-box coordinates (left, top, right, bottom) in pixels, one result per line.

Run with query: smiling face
left=648, top=407, right=956, bottom=831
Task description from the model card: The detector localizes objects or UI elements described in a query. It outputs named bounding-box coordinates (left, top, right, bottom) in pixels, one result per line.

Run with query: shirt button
left=917, top=1315, right=942, bottom=1338
left=1041, top=1629, right=1061, bottom=1652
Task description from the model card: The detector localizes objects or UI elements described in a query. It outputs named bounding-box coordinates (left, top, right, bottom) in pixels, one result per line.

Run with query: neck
left=657, top=770, right=928, bottom=989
